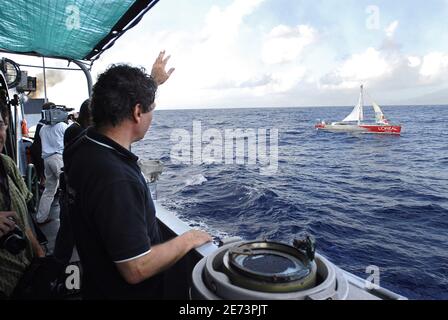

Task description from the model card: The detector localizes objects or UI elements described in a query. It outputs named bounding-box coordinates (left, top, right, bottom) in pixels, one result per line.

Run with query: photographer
left=35, top=106, right=68, bottom=224
left=29, top=102, right=56, bottom=183
left=0, top=109, right=45, bottom=298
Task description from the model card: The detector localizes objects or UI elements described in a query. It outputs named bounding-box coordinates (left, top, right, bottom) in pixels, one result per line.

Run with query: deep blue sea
left=27, top=105, right=448, bottom=299
left=132, top=105, right=448, bottom=300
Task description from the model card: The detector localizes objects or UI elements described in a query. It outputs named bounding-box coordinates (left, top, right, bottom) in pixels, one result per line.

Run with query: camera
left=41, top=105, right=74, bottom=125
left=0, top=217, right=27, bottom=255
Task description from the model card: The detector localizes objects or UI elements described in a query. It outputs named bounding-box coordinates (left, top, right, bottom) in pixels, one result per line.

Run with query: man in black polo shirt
left=64, top=51, right=211, bottom=299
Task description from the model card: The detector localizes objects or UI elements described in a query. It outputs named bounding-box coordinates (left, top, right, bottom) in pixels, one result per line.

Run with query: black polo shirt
left=63, top=122, right=84, bottom=147
left=64, top=127, right=164, bottom=299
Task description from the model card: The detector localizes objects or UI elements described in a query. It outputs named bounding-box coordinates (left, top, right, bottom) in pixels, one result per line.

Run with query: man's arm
left=25, top=228, right=45, bottom=258
left=115, top=229, right=211, bottom=285
left=3, top=155, right=33, bottom=203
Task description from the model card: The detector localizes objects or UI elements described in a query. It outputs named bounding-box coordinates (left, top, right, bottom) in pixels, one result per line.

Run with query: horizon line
left=154, top=103, right=448, bottom=111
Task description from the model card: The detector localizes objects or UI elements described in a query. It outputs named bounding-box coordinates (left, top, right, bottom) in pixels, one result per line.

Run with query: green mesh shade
left=0, top=0, right=154, bottom=61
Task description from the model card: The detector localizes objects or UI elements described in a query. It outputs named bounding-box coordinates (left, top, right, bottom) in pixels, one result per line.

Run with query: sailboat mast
left=359, top=85, right=364, bottom=125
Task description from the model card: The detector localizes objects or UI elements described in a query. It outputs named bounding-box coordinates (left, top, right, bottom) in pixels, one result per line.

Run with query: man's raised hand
left=151, top=50, right=175, bottom=86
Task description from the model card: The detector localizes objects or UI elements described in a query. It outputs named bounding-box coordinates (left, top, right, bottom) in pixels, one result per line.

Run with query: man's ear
left=132, top=104, right=143, bottom=123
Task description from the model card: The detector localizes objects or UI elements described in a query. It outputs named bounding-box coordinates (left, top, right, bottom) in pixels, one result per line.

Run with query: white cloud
left=143, top=0, right=317, bottom=107
left=135, top=0, right=268, bottom=108
left=188, top=0, right=264, bottom=87
left=262, top=25, right=317, bottom=65
left=341, top=48, right=390, bottom=79
left=408, top=56, right=422, bottom=68
left=419, top=52, right=448, bottom=78
left=202, top=0, right=264, bottom=44
left=251, top=66, right=306, bottom=96
left=321, top=48, right=393, bottom=89
left=319, top=44, right=448, bottom=105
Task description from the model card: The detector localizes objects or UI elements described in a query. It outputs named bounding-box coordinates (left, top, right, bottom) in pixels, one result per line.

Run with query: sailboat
left=315, top=85, right=402, bottom=134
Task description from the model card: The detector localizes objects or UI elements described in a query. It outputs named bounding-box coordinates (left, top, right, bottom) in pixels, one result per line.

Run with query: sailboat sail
left=372, top=101, right=385, bottom=123
left=342, top=90, right=364, bottom=122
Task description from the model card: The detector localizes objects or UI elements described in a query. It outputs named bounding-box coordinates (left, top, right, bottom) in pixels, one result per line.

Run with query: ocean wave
left=184, top=174, right=208, bottom=187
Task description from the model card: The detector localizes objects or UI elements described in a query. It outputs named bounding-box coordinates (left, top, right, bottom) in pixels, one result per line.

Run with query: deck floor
left=32, top=196, right=79, bottom=262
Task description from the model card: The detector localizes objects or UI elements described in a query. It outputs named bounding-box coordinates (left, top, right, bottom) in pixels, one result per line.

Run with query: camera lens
left=0, top=227, right=27, bottom=255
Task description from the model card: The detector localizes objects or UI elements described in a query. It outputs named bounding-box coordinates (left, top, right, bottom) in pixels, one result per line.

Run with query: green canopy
left=0, top=0, right=159, bottom=62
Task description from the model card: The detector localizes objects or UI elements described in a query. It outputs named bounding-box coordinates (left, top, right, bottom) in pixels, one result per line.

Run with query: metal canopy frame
left=0, top=0, right=161, bottom=97
left=0, top=0, right=160, bottom=64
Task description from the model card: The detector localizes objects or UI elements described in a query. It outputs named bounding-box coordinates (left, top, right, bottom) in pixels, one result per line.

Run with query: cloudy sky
left=6, top=0, right=448, bottom=110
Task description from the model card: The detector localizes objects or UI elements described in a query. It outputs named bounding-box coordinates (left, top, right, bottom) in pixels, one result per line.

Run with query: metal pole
left=72, top=60, right=93, bottom=97
left=42, top=57, right=48, bottom=102
left=18, top=63, right=86, bottom=71
left=14, top=100, right=19, bottom=168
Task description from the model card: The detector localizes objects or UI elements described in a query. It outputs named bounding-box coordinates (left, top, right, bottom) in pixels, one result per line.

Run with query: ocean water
left=26, top=105, right=447, bottom=299
left=133, top=105, right=448, bottom=300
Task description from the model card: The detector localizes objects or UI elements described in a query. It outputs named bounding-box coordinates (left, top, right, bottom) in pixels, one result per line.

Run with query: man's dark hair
left=91, top=64, right=157, bottom=128
left=0, top=97, right=8, bottom=125
left=78, top=99, right=92, bottom=129
left=42, top=102, right=55, bottom=110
